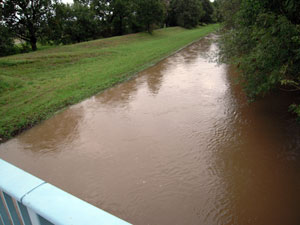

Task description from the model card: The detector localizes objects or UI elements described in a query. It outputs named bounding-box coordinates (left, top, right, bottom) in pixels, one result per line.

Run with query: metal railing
left=0, top=159, right=132, bottom=225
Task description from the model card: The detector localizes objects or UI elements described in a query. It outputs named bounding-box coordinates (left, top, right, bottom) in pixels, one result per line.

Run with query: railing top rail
left=0, top=159, right=132, bottom=225
left=0, top=159, right=44, bottom=202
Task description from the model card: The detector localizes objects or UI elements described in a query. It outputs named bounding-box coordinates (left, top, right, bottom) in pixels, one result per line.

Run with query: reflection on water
left=17, top=107, right=83, bottom=154
left=1, top=35, right=300, bottom=225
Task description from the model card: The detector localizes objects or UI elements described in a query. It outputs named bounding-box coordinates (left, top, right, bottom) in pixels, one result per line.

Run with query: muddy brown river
left=1, top=35, right=300, bottom=225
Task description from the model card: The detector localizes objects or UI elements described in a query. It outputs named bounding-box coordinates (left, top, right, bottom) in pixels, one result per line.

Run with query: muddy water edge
left=1, top=35, right=300, bottom=225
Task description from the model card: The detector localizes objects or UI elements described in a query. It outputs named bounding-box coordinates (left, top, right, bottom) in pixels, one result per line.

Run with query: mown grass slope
left=0, top=25, right=219, bottom=142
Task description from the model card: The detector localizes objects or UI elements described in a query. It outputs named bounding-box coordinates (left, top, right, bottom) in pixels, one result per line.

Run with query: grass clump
left=0, top=25, right=219, bottom=142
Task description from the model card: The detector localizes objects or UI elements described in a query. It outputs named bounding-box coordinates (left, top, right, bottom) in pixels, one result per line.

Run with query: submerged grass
left=0, top=25, right=219, bottom=142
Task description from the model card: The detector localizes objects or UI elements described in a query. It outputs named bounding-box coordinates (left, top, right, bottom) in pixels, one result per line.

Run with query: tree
left=168, top=0, right=204, bottom=28
left=110, top=0, right=134, bottom=35
left=47, top=1, right=102, bottom=44
left=66, top=1, right=101, bottom=43
left=219, top=0, right=300, bottom=117
left=200, top=0, right=214, bottom=23
left=214, top=0, right=241, bottom=28
left=90, top=0, right=113, bottom=37
left=2, top=0, right=52, bottom=51
left=211, top=0, right=223, bottom=22
left=45, top=2, right=69, bottom=44
left=134, top=0, right=164, bottom=33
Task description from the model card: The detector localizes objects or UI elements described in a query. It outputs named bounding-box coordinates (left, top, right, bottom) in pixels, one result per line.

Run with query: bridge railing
left=0, top=159, right=132, bottom=225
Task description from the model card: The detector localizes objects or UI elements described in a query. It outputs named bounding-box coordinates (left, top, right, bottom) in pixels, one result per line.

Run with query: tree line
left=0, top=0, right=216, bottom=56
left=217, top=0, right=300, bottom=117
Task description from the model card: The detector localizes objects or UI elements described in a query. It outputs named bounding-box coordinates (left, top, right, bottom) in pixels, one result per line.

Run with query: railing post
left=1, top=216, right=5, bottom=225
left=2, top=192, right=22, bottom=225
left=16, top=202, right=33, bottom=225
left=0, top=191, right=11, bottom=225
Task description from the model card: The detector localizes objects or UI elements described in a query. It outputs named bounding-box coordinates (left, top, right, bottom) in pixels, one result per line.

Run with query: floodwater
left=1, top=35, right=300, bottom=225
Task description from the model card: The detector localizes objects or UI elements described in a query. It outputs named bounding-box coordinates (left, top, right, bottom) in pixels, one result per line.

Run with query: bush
left=0, top=25, right=16, bottom=57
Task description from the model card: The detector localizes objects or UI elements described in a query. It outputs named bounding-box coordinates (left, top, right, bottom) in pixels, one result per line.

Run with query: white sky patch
left=62, top=0, right=73, bottom=4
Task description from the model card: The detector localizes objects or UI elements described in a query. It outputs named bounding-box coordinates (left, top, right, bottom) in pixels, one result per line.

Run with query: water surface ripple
left=1, top=35, right=300, bottom=225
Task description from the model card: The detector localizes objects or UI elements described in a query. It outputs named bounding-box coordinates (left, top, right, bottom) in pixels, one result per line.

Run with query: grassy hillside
left=0, top=25, right=219, bottom=142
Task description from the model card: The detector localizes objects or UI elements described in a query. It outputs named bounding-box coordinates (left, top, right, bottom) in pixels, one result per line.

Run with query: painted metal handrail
left=0, top=159, right=132, bottom=225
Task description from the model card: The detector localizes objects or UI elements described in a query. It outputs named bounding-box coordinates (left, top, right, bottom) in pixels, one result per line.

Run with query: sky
left=62, top=0, right=73, bottom=4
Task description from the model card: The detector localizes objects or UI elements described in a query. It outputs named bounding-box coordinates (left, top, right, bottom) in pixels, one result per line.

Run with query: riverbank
left=0, top=24, right=219, bottom=142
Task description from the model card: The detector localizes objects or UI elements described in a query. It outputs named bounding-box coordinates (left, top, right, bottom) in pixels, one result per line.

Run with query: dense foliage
left=0, top=7, right=15, bottom=56
left=218, top=0, right=300, bottom=116
left=47, top=1, right=102, bottom=44
left=168, top=0, right=204, bottom=28
left=0, top=0, right=214, bottom=54
left=201, top=0, right=214, bottom=23
left=167, top=0, right=215, bottom=28
left=135, top=0, right=164, bottom=33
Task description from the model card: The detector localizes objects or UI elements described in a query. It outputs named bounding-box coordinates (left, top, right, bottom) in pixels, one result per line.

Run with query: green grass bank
left=0, top=24, right=219, bottom=142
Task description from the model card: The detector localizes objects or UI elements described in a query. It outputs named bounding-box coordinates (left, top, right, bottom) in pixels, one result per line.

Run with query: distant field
left=0, top=24, right=219, bottom=142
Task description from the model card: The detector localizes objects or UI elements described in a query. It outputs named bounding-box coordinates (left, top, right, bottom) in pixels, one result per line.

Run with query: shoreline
left=0, top=24, right=220, bottom=143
